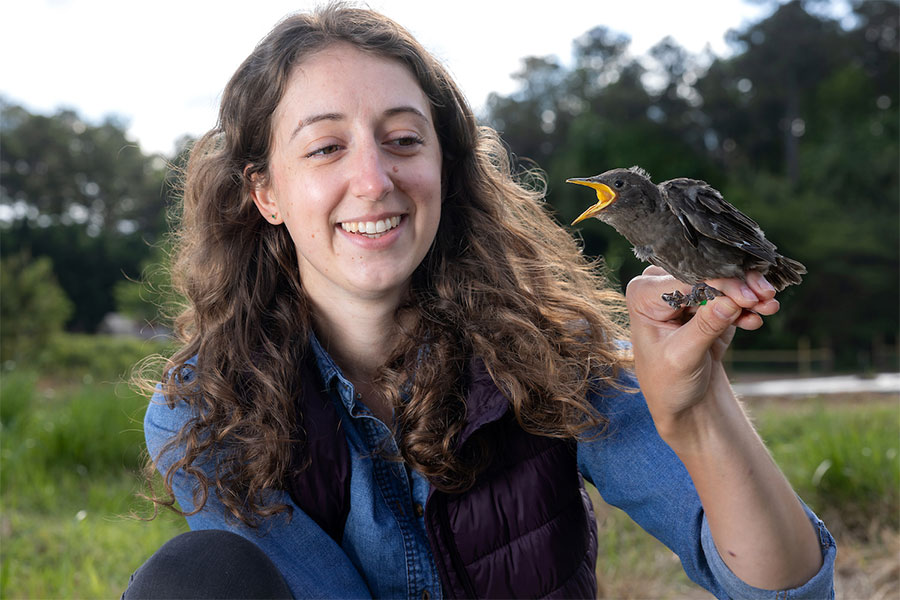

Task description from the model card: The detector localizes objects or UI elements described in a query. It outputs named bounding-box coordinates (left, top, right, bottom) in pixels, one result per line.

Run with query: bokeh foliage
left=0, top=0, right=896, bottom=369
left=0, top=101, right=172, bottom=333
left=0, top=252, right=73, bottom=363
left=485, top=0, right=898, bottom=366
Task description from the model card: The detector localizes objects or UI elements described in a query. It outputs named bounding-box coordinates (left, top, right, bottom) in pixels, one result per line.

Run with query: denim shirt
left=144, top=335, right=836, bottom=599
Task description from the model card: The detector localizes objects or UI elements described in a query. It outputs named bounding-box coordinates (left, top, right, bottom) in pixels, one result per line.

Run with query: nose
left=348, top=141, right=394, bottom=201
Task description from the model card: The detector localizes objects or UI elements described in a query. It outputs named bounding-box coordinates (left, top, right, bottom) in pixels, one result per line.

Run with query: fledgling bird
left=568, top=166, right=806, bottom=308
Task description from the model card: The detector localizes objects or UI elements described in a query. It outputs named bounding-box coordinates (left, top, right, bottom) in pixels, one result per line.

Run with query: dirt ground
left=833, top=525, right=899, bottom=599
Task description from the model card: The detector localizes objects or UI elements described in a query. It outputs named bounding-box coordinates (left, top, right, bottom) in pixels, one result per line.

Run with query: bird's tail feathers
left=766, top=255, right=806, bottom=291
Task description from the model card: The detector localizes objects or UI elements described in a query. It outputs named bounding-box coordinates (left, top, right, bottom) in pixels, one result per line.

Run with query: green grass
left=1, top=476, right=186, bottom=598
left=1, top=335, right=897, bottom=598
left=1, top=337, right=186, bottom=599
left=21, top=332, right=174, bottom=383
left=752, top=397, right=900, bottom=534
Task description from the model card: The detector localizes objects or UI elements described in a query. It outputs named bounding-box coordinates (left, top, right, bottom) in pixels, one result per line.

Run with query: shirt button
left=413, top=503, right=424, bottom=518
left=421, top=590, right=431, bottom=600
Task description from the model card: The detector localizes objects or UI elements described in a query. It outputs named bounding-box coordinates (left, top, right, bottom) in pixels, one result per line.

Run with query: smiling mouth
left=340, top=215, right=402, bottom=239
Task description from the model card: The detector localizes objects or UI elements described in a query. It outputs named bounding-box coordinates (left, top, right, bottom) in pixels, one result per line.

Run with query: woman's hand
left=625, top=266, right=779, bottom=446
left=625, top=266, right=824, bottom=590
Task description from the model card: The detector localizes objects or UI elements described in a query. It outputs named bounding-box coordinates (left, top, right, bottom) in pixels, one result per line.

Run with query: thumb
left=675, top=297, right=742, bottom=350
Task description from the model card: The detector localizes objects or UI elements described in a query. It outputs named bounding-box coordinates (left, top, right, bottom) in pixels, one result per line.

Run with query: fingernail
left=715, top=301, right=740, bottom=320
left=758, top=276, right=775, bottom=292
left=741, top=285, right=757, bottom=301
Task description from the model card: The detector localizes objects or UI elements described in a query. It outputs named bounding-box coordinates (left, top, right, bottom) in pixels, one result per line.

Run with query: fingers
left=662, top=295, right=749, bottom=356
left=641, top=265, right=669, bottom=277
left=750, top=298, right=779, bottom=317
left=702, top=277, right=765, bottom=310
left=639, top=267, right=777, bottom=307
left=695, top=271, right=780, bottom=315
left=705, top=278, right=758, bottom=308
left=626, top=271, right=686, bottom=324
left=627, top=269, right=780, bottom=334
left=746, top=271, right=777, bottom=299
left=684, top=302, right=774, bottom=330
left=735, top=310, right=764, bottom=330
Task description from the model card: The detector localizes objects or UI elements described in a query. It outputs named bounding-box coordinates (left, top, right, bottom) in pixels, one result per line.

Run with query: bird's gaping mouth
left=566, top=179, right=617, bottom=224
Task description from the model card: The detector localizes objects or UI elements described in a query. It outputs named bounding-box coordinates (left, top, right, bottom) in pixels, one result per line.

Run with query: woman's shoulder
left=587, top=365, right=640, bottom=405
left=583, top=365, right=657, bottom=444
left=143, top=355, right=200, bottom=455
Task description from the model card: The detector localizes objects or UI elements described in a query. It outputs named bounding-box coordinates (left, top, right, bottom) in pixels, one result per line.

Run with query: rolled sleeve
left=700, top=502, right=836, bottom=599
left=578, top=369, right=836, bottom=599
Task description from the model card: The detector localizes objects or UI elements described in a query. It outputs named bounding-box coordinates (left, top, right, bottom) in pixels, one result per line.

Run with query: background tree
left=1, top=0, right=894, bottom=369
left=0, top=100, right=172, bottom=331
left=484, top=0, right=898, bottom=368
left=0, top=253, right=73, bottom=363
left=112, top=135, right=192, bottom=330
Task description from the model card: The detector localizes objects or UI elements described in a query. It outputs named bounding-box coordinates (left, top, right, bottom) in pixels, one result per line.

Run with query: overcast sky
left=2, top=0, right=791, bottom=157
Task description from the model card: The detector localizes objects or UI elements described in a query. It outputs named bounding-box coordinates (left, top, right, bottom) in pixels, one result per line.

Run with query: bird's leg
left=661, top=283, right=723, bottom=309
left=687, top=282, right=723, bottom=306
left=693, top=282, right=724, bottom=304
left=661, top=289, right=687, bottom=309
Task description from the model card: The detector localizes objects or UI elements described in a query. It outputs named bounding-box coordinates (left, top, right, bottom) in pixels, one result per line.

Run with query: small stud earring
left=271, top=214, right=277, bottom=219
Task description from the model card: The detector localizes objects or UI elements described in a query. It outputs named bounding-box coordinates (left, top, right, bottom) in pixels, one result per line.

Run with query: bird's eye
left=614, top=180, right=624, bottom=188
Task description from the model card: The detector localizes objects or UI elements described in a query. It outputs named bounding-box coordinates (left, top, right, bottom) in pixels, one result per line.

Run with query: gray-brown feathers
left=569, top=167, right=806, bottom=292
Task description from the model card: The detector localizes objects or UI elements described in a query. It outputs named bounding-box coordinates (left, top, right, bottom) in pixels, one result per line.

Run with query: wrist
left=656, top=369, right=743, bottom=458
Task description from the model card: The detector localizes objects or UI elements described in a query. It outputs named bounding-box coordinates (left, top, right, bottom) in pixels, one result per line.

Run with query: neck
left=308, top=289, right=402, bottom=424
left=308, top=288, right=403, bottom=384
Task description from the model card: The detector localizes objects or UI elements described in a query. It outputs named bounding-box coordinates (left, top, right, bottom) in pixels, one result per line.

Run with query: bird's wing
left=659, top=178, right=776, bottom=262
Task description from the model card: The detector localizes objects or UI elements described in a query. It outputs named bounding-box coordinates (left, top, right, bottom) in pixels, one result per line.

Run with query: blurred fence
left=726, top=337, right=900, bottom=375
left=726, top=337, right=833, bottom=375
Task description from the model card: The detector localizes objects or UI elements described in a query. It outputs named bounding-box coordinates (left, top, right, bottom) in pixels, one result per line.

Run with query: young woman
left=125, top=5, right=835, bottom=599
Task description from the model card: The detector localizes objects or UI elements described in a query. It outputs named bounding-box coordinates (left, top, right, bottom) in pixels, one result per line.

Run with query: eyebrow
left=384, top=106, right=429, bottom=121
left=289, top=106, right=429, bottom=141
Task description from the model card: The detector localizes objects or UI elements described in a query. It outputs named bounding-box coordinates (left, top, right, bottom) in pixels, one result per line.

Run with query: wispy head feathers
left=628, top=166, right=651, bottom=180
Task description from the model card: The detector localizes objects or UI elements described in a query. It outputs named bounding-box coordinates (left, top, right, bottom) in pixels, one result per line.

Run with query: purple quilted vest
left=287, top=358, right=598, bottom=598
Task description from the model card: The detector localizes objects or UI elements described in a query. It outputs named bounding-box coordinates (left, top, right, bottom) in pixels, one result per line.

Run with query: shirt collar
left=308, top=329, right=341, bottom=385
left=307, top=331, right=509, bottom=431
left=308, top=329, right=367, bottom=415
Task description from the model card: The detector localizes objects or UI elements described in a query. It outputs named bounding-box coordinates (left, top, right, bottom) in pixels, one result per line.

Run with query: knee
left=123, top=529, right=292, bottom=599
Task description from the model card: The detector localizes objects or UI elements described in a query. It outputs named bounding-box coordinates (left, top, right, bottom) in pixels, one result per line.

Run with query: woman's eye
left=306, top=144, right=342, bottom=158
left=388, top=136, right=424, bottom=148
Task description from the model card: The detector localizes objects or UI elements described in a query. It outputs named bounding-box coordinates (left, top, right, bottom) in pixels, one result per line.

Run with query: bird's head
left=567, top=166, right=656, bottom=225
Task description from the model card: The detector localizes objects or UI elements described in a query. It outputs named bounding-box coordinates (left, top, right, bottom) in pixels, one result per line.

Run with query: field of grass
left=1, top=335, right=897, bottom=598
left=1, top=336, right=187, bottom=598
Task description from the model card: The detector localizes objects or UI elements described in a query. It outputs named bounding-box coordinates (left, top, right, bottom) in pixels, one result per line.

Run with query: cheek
left=404, top=157, right=443, bottom=205
left=271, top=161, right=331, bottom=216
left=278, top=194, right=330, bottom=254
left=278, top=181, right=333, bottom=227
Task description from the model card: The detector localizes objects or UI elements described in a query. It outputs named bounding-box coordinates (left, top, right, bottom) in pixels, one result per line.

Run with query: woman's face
left=253, top=43, right=442, bottom=307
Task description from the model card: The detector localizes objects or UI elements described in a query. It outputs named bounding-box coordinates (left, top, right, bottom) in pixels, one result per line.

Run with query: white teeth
left=340, top=216, right=402, bottom=236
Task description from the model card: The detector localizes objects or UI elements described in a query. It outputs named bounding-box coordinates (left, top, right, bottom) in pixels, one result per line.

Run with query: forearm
left=658, top=366, right=823, bottom=590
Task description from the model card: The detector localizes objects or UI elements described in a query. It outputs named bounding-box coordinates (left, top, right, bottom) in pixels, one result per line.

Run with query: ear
left=246, top=166, right=282, bottom=225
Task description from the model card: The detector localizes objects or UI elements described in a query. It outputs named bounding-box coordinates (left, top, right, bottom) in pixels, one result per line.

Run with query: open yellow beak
left=567, top=179, right=617, bottom=225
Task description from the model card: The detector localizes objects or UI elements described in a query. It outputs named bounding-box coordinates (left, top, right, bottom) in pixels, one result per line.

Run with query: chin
left=347, top=272, right=412, bottom=299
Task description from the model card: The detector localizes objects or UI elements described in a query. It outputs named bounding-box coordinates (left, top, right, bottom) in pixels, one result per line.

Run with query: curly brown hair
left=143, top=3, right=630, bottom=527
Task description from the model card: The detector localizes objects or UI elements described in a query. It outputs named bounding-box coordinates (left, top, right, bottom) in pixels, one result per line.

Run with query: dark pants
left=123, top=529, right=293, bottom=599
